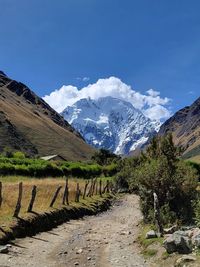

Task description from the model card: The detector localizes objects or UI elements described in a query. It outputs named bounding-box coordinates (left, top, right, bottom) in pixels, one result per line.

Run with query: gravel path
left=0, top=194, right=148, bottom=267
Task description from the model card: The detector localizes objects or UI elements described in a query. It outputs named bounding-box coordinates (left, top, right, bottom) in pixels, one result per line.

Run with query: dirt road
left=0, top=195, right=148, bottom=267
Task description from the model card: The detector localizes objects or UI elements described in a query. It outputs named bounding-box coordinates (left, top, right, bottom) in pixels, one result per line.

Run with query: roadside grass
left=0, top=176, right=88, bottom=230
left=142, top=248, right=158, bottom=257
left=138, top=224, right=164, bottom=258
left=0, top=175, right=115, bottom=238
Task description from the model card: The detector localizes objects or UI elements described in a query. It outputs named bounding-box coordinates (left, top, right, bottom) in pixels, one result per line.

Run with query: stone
left=164, top=225, right=178, bottom=234
left=145, top=230, right=157, bottom=239
left=174, top=255, right=196, bottom=267
left=76, top=249, right=83, bottom=254
left=87, top=257, right=91, bottom=260
left=163, top=235, right=177, bottom=254
left=163, top=231, right=192, bottom=254
left=120, top=230, right=132, bottom=236
left=192, top=233, right=200, bottom=248
left=74, top=262, right=79, bottom=266
left=0, top=246, right=9, bottom=254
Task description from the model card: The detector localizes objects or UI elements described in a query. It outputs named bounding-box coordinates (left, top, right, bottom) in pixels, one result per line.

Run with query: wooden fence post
left=92, top=179, right=97, bottom=196
left=153, top=192, right=163, bottom=236
left=87, top=179, right=93, bottom=197
left=83, top=181, right=89, bottom=199
left=62, top=178, right=69, bottom=205
left=106, top=180, right=110, bottom=193
left=27, top=185, right=37, bottom=212
left=95, top=180, right=98, bottom=195
left=99, top=180, right=102, bottom=196
left=75, top=183, right=80, bottom=202
left=13, top=182, right=23, bottom=217
left=50, top=186, right=62, bottom=207
left=0, top=182, right=2, bottom=207
left=102, top=180, right=109, bottom=194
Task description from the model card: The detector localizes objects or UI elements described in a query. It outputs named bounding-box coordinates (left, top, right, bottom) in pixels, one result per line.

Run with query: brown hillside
left=0, top=72, right=94, bottom=160
left=159, top=97, right=200, bottom=158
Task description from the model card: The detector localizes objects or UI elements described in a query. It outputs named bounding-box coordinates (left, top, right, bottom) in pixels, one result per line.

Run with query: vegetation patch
left=138, top=224, right=164, bottom=249
left=115, top=134, right=199, bottom=226
left=142, top=248, right=158, bottom=258
left=0, top=148, right=119, bottom=178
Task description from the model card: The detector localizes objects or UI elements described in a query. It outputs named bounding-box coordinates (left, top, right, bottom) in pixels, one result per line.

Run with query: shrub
left=13, top=151, right=26, bottom=159
left=91, top=149, right=120, bottom=165
left=134, top=157, right=197, bottom=224
left=115, top=134, right=199, bottom=225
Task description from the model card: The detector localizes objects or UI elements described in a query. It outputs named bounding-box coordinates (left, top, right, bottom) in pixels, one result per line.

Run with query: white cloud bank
left=43, top=76, right=171, bottom=122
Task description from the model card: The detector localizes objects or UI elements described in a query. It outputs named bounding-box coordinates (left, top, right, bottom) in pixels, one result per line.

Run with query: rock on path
left=0, top=195, right=147, bottom=267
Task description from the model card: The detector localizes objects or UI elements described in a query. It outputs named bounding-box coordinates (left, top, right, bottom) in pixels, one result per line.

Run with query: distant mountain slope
left=0, top=71, right=94, bottom=160
left=61, top=96, right=156, bottom=154
left=159, top=97, right=200, bottom=158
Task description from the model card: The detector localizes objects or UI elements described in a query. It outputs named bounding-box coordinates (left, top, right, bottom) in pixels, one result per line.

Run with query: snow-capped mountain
left=61, top=96, right=157, bottom=155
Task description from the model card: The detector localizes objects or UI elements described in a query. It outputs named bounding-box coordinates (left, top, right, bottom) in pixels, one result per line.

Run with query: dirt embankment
left=0, top=196, right=112, bottom=245
left=0, top=194, right=148, bottom=267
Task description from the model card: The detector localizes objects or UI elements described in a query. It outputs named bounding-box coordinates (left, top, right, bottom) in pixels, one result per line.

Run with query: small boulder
left=145, top=230, right=157, bottom=239
left=163, top=235, right=177, bottom=254
left=0, top=246, right=9, bottom=254
left=76, top=248, right=83, bottom=254
left=174, top=255, right=196, bottom=267
left=192, top=233, right=200, bottom=248
left=163, top=231, right=192, bottom=254
left=164, top=225, right=178, bottom=234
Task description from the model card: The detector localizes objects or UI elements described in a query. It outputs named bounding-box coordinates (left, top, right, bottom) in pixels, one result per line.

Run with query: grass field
left=0, top=176, right=89, bottom=228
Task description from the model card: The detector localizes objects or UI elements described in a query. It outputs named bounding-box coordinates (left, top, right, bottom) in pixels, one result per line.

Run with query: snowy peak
left=61, top=96, right=156, bottom=154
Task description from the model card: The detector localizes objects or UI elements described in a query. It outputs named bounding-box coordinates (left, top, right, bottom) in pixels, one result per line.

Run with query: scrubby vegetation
left=115, top=134, right=200, bottom=225
left=91, top=148, right=120, bottom=166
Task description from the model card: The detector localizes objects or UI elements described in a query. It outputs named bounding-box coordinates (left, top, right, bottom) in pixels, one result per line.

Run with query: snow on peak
left=61, top=96, right=157, bottom=154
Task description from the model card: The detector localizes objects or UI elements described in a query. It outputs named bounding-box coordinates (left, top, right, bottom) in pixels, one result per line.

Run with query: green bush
left=13, top=151, right=26, bottom=159
left=134, top=158, right=197, bottom=224
left=115, top=134, right=199, bottom=225
left=91, top=148, right=120, bottom=165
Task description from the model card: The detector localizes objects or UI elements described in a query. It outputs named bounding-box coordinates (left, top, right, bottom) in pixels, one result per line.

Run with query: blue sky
left=1, top=0, right=200, bottom=118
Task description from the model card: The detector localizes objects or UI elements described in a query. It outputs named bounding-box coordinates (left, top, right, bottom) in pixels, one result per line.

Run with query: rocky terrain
left=0, top=71, right=94, bottom=160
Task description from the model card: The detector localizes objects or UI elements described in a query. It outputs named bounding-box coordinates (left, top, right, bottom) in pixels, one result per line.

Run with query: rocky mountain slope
left=0, top=71, right=94, bottom=160
left=159, top=97, right=200, bottom=159
left=61, top=96, right=156, bottom=154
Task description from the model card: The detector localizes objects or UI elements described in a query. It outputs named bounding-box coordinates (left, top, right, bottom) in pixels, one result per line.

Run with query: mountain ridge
left=0, top=72, right=94, bottom=160
left=159, top=96, right=200, bottom=158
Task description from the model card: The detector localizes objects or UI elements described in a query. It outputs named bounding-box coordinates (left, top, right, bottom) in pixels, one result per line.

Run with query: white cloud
left=82, top=77, right=90, bottom=82
left=43, top=76, right=171, bottom=122
left=144, top=105, right=171, bottom=121
left=76, top=76, right=90, bottom=82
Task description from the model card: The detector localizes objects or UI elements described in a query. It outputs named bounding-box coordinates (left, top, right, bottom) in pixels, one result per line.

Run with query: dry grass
left=0, top=176, right=86, bottom=226
left=188, top=155, right=200, bottom=164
